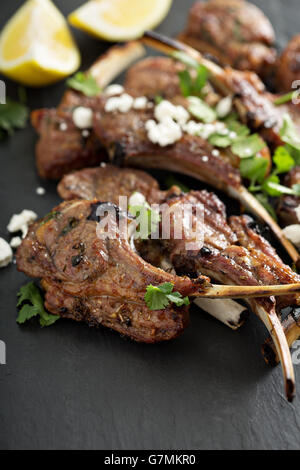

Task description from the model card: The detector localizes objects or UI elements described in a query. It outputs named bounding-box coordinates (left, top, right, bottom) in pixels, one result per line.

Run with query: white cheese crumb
left=216, top=96, right=232, bottom=118
left=146, top=117, right=182, bottom=147
left=154, top=100, right=189, bottom=126
left=59, top=122, right=67, bottom=132
left=36, top=187, right=45, bottom=196
left=82, top=129, right=90, bottom=138
left=282, top=224, right=300, bottom=248
left=0, top=238, right=13, bottom=268
left=10, top=236, right=22, bottom=249
left=295, top=205, right=300, bottom=223
left=133, top=97, right=148, bottom=110
left=7, top=210, right=38, bottom=238
left=202, top=156, right=209, bottom=162
left=100, top=162, right=107, bottom=168
left=103, top=84, right=124, bottom=96
left=105, top=93, right=134, bottom=113
left=129, top=191, right=146, bottom=207
left=212, top=149, right=220, bottom=157
left=72, top=107, right=93, bottom=129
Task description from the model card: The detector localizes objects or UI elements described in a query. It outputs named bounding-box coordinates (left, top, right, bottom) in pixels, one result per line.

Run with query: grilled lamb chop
left=57, top=165, right=164, bottom=205
left=58, top=165, right=300, bottom=400
left=16, top=199, right=208, bottom=343
left=178, top=0, right=277, bottom=79
left=31, top=42, right=145, bottom=179
left=16, top=197, right=288, bottom=344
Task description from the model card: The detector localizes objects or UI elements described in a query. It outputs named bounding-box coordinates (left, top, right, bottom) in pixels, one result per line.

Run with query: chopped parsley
left=178, top=65, right=207, bottom=98
left=145, top=283, right=190, bottom=311
left=17, top=282, right=59, bottom=327
left=67, top=72, right=101, bottom=97
left=0, top=99, right=28, bottom=139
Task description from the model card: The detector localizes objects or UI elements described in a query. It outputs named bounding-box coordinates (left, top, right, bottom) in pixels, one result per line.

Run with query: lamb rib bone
left=140, top=30, right=300, bottom=268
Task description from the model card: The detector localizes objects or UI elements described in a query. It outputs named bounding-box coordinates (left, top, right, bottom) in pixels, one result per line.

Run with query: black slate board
left=1, top=0, right=300, bottom=450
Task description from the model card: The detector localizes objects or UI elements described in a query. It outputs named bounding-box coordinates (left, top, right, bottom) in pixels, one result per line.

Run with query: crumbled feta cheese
left=105, top=93, right=134, bottom=113
left=133, top=97, right=148, bottom=110
left=103, top=84, right=124, bottom=96
left=36, top=187, right=45, bottom=196
left=202, top=156, right=209, bottom=162
left=0, top=238, right=13, bottom=268
left=146, top=117, right=182, bottom=147
left=183, top=120, right=204, bottom=136
left=154, top=100, right=189, bottom=126
left=216, top=96, right=232, bottom=118
left=295, top=205, right=300, bottom=223
left=100, top=162, right=107, bottom=168
left=212, top=149, right=220, bottom=157
left=59, top=122, right=67, bottom=132
left=72, top=107, right=93, bottom=129
left=82, top=129, right=90, bottom=138
left=10, top=236, right=22, bottom=249
left=229, top=131, right=237, bottom=139
left=129, top=191, right=147, bottom=207
left=7, top=210, right=38, bottom=238
left=282, top=224, right=300, bottom=248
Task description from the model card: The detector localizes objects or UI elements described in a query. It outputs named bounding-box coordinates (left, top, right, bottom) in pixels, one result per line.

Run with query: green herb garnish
left=279, top=114, right=300, bottom=158
left=231, top=134, right=265, bottom=159
left=188, top=96, right=216, bottom=123
left=129, top=204, right=160, bottom=239
left=274, top=91, right=296, bottom=106
left=67, top=72, right=101, bottom=97
left=17, top=282, right=59, bottom=327
left=0, top=99, right=28, bottom=138
left=145, top=283, right=190, bottom=311
left=178, top=65, right=207, bottom=98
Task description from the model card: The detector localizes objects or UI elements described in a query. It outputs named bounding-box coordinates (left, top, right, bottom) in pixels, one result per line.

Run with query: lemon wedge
left=0, top=0, right=80, bottom=86
left=69, top=0, right=173, bottom=42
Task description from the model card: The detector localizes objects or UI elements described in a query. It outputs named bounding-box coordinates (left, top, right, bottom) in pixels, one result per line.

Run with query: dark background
left=1, top=0, right=300, bottom=450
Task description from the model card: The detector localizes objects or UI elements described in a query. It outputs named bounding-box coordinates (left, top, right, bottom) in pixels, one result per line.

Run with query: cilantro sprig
left=145, top=283, right=190, bottom=311
left=17, top=282, right=59, bottom=327
left=0, top=99, right=28, bottom=139
left=67, top=72, right=101, bottom=97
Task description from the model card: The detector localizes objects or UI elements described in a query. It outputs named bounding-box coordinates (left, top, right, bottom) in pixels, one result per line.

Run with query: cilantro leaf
left=145, top=283, right=190, bottom=311
left=188, top=96, right=216, bottom=123
left=231, top=134, right=265, bottom=158
left=262, top=174, right=281, bottom=196
left=178, top=70, right=193, bottom=97
left=194, top=65, right=208, bottom=93
left=67, top=72, right=101, bottom=97
left=0, top=99, right=28, bottom=138
left=279, top=114, right=300, bottom=152
left=209, top=133, right=232, bottom=148
left=225, top=118, right=250, bottom=138
left=17, top=282, right=59, bottom=327
left=240, top=156, right=268, bottom=184
left=273, top=146, right=295, bottom=174
left=263, top=182, right=300, bottom=197
left=178, top=65, right=207, bottom=98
